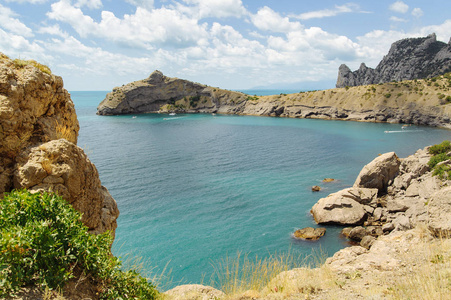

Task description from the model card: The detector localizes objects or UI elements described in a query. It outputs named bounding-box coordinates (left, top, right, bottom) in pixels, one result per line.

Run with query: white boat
left=169, top=112, right=176, bottom=116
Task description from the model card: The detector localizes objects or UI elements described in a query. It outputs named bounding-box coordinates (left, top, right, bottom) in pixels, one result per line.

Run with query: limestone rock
left=348, top=226, right=367, bottom=241
left=293, top=227, right=326, bottom=240
left=353, top=152, right=400, bottom=193
left=13, top=139, right=119, bottom=236
left=323, top=178, right=335, bottom=182
left=337, top=33, right=451, bottom=87
left=164, top=284, right=225, bottom=300
left=311, top=188, right=377, bottom=225
left=427, top=186, right=451, bottom=237
left=360, top=235, right=376, bottom=250
left=0, top=54, right=79, bottom=194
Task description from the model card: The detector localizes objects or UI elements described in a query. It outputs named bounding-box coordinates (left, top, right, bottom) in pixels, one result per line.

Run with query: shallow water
left=72, top=91, right=451, bottom=289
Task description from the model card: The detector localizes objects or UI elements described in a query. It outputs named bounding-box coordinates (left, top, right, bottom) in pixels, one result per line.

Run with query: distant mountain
left=336, top=33, right=451, bottom=88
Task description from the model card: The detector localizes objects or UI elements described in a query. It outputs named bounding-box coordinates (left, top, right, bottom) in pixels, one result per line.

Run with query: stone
left=341, top=227, right=352, bottom=238
left=311, top=185, right=321, bottom=192
left=393, top=214, right=412, bottom=231
left=323, top=178, right=335, bottom=182
left=427, top=186, right=451, bottom=237
left=353, top=152, right=400, bottom=194
left=311, top=188, right=372, bottom=225
left=386, top=199, right=409, bottom=212
left=13, top=139, right=119, bottom=238
left=164, top=284, right=225, bottom=300
left=293, top=227, right=326, bottom=240
left=372, top=207, right=383, bottom=221
left=360, top=235, right=376, bottom=249
left=336, top=34, right=451, bottom=87
left=382, top=222, right=395, bottom=233
left=348, top=226, right=367, bottom=241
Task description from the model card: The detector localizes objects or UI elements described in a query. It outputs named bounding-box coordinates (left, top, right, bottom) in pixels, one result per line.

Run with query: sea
left=72, top=90, right=451, bottom=290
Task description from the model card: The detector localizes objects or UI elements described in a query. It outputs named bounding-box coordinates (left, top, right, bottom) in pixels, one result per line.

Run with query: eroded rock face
left=353, top=152, right=400, bottom=194
left=0, top=53, right=118, bottom=237
left=13, top=139, right=119, bottom=236
left=337, top=33, right=451, bottom=87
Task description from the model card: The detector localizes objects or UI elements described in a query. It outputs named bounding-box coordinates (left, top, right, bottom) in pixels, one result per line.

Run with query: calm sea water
left=72, top=91, right=451, bottom=289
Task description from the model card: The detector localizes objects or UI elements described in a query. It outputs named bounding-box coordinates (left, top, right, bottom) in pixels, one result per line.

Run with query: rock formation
left=293, top=227, right=326, bottom=240
left=0, top=53, right=119, bottom=237
left=336, top=33, right=451, bottom=87
left=97, top=70, right=248, bottom=115
left=311, top=145, right=451, bottom=248
left=98, top=69, right=451, bottom=128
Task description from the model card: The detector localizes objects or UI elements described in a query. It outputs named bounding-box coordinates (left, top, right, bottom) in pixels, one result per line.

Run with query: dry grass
left=55, top=120, right=76, bottom=142
left=13, top=58, right=51, bottom=75
left=385, top=231, right=451, bottom=300
left=207, top=250, right=330, bottom=298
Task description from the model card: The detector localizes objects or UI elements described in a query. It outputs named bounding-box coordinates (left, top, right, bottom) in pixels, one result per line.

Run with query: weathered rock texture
left=97, top=70, right=451, bottom=128
left=312, top=146, right=451, bottom=243
left=337, top=33, right=451, bottom=88
left=0, top=53, right=119, bottom=237
left=293, top=227, right=326, bottom=240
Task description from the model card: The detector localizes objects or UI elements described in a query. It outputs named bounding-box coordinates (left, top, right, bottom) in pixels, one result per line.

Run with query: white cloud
left=412, top=8, right=423, bottom=18
left=390, top=16, right=407, bottom=22
left=389, top=1, right=409, bottom=14
left=180, top=0, right=247, bottom=19
left=251, top=6, right=302, bottom=33
left=292, top=3, right=362, bottom=20
left=47, top=1, right=209, bottom=48
left=38, top=24, right=68, bottom=38
left=74, top=0, right=102, bottom=9
left=0, top=4, right=34, bottom=37
left=125, top=0, right=154, bottom=10
left=0, top=28, right=48, bottom=61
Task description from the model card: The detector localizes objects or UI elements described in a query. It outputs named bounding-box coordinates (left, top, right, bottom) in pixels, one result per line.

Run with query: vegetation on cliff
left=428, top=140, right=451, bottom=180
left=0, top=190, right=158, bottom=300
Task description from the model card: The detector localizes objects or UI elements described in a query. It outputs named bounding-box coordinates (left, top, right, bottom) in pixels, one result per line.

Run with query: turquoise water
left=72, top=91, right=451, bottom=289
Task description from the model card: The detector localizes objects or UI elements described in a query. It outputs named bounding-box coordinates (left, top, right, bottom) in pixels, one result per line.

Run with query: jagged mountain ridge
left=336, top=33, right=451, bottom=88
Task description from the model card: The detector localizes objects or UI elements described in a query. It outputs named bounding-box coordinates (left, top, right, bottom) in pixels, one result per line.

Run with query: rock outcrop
left=0, top=53, right=119, bottom=237
left=337, top=33, right=451, bottom=87
left=293, top=227, right=326, bottom=240
left=97, top=69, right=451, bottom=128
left=97, top=70, right=248, bottom=115
left=312, top=145, right=451, bottom=247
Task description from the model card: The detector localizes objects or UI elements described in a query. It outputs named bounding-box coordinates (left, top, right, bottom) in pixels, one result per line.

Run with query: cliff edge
left=336, top=33, right=451, bottom=88
left=0, top=53, right=119, bottom=237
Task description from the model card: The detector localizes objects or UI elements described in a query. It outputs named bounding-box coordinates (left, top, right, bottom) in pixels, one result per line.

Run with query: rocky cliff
left=0, top=53, right=119, bottom=237
left=97, top=70, right=248, bottom=115
left=99, top=70, right=451, bottom=128
left=336, top=33, right=451, bottom=88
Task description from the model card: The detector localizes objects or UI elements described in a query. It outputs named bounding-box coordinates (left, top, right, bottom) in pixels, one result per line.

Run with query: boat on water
left=169, top=112, right=176, bottom=116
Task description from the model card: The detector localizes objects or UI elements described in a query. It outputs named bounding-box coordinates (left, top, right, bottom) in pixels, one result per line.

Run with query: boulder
left=311, top=185, right=321, bottom=192
left=427, top=186, right=451, bottom=237
left=323, top=178, right=335, bottom=182
left=348, top=226, right=367, bottom=241
left=164, top=284, right=225, bottom=300
left=353, top=152, right=400, bottom=194
left=293, top=227, right=326, bottom=240
left=360, top=235, right=376, bottom=249
left=13, top=139, right=119, bottom=237
left=311, top=188, right=377, bottom=225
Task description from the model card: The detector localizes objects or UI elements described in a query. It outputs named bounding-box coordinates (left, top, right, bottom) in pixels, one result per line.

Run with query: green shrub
left=429, top=140, right=451, bottom=155
left=428, top=153, right=450, bottom=169
left=384, top=93, right=391, bottom=98
left=0, top=190, right=158, bottom=299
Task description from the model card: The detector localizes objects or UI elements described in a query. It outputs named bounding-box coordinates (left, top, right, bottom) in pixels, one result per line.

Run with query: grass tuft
left=13, top=58, right=51, bottom=75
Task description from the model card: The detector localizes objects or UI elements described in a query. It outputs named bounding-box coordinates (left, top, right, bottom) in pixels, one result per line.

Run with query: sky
left=1, top=0, right=450, bottom=91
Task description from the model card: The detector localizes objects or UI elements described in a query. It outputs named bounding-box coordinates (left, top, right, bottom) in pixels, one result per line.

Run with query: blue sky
left=1, top=0, right=450, bottom=91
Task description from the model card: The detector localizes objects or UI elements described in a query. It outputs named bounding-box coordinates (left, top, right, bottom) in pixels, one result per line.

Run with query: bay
left=72, top=91, right=451, bottom=289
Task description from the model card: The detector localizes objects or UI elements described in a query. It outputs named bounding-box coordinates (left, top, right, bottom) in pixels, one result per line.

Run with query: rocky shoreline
left=97, top=70, right=451, bottom=129
left=165, top=145, right=451, bottom=299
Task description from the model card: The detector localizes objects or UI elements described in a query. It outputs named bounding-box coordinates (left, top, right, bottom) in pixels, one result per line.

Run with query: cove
left=73, top=91, right=451, bottom=289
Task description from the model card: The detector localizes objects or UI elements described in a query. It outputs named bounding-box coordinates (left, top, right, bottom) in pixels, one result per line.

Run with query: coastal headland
left=96, top=70, right=451, bottom=129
